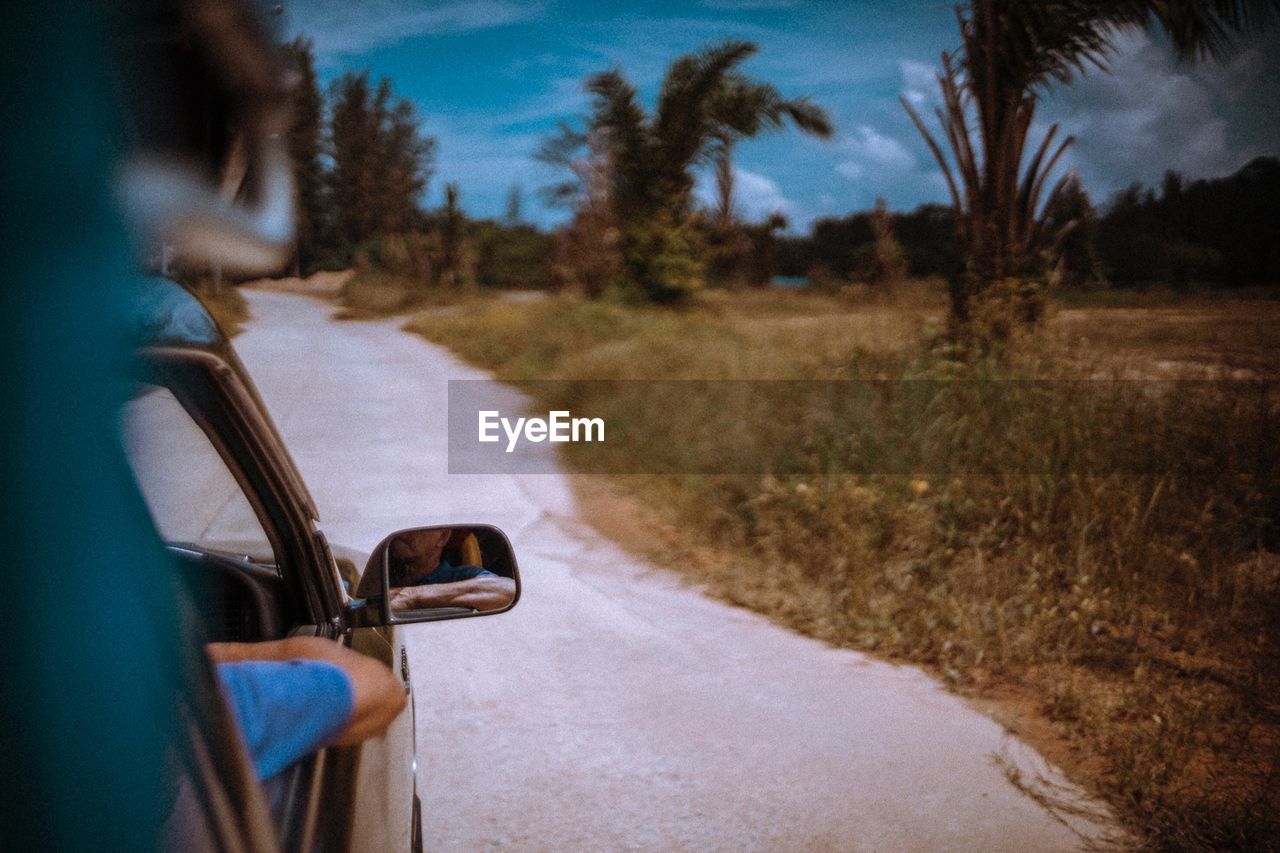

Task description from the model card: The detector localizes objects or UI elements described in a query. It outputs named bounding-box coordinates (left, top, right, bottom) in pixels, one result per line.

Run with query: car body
left=120, top=277, right=518, bottom=852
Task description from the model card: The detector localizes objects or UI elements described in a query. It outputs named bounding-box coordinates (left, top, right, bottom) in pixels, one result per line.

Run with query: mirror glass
left=361, top=525, right=518, bottom=621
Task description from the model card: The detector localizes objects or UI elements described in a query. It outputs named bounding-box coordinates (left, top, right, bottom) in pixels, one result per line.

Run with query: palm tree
left=901, top=47, right=1074, bottom=327
left=541, top=40, right=831, bottom=302
left=707, top=78, right=832, bottom=225
left=597, top=39, right=759, bottom=223
left=903, top=0, right=1279, bottom=330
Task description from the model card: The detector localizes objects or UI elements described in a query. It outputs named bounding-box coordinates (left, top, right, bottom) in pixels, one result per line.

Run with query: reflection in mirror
left=387, top=526, right=517, bottom=614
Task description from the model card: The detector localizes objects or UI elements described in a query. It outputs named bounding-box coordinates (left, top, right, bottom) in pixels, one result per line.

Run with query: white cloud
left=733, top=168, right=795, bottom=218
left=1196, top=43, right=1268, bottom=103
left=291, top=0, right=542, bottom=61
left=835, top=161, right=865, bottom=180
left=836, top=125, right=915, bottom=180
left=694, top=166, right=794, bottom=220
left=488, top=75, right=590, bottom=129
left=898, top=58, right=938, bottom=108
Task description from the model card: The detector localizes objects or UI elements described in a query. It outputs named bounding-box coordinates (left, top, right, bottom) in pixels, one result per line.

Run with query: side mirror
left=352, top=525, right=520, bottom=626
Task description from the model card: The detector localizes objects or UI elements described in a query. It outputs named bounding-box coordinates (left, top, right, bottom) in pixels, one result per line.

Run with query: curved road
left=235, top=286, right=1116, bottom=852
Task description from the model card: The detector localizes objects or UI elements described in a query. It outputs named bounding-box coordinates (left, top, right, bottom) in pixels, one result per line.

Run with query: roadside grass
left=336, top=270, right=486, bottom=319
left=185, top=279, right=250, bottom=336
left=408, top=284, right=1280, bottom=849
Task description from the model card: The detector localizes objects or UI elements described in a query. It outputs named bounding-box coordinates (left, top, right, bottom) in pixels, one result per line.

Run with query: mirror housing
left=351, top=524, right=520, bottom=626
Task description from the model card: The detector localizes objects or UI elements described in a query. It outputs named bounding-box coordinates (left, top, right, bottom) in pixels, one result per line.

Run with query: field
left=405, top=282, right=1280, bottom=849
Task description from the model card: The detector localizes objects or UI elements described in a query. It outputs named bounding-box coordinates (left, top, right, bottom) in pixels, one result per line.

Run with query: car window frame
left=136, top=343, right=361, bottom=850
left=135, top=345, right=345, bottom=626
left=124, top=382, right=279, bottom=566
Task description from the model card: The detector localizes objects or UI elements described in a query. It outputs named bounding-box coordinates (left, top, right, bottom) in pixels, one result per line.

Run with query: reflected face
left=389, top=528, right=451, bottom=581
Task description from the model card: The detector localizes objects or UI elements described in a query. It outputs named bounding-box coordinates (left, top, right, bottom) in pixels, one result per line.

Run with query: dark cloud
left=1041, top=29, right=1280, bottom=205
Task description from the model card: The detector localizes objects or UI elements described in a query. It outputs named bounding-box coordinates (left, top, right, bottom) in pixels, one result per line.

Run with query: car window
left=121, top=383, right=277, bottom=563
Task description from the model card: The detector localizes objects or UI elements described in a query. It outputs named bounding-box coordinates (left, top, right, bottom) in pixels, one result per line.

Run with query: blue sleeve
left=419, top=562, right=497, bottom=584
left=216, top=660, right=355, bottom=780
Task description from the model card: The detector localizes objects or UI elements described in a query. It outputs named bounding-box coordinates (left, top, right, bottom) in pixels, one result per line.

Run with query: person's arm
left=389, top=575, right=515, bottom=612
left=208, top=636, right=406, bottom=745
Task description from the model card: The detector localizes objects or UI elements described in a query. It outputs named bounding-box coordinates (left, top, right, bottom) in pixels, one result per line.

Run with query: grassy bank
left=185, top=279, right=250, bottom=336
left=407, top=286, right=1280, bottom=848
left=335, top=270, right=492, bottom=318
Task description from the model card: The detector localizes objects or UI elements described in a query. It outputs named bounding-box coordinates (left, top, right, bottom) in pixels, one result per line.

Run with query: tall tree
left=903, top=0, right=1279, bottom=332
left=867, top=196, right=908, bottom=287
left=543, top=41, right=831, bottom=302
left=374, top=95, right=434, bottom=234
left=328, top=71, right=434, bottom=257
left=328, top=71, right=378, bottom=252
left=283, top=37, right=325, bottom=274
left=504, top=184, right=523, bottom=225
left=1047, top=176, right=1105, bottom=289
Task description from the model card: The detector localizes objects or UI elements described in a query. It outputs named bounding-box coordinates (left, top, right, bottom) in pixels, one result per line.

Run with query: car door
left=126, top=342, right=417, bottom=852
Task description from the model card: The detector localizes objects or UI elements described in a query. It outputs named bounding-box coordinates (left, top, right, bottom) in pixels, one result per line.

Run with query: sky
left=283, top=0, right=1280, bottom=233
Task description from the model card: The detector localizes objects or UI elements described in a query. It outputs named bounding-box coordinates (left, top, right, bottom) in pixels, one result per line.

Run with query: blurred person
left=0, top=2, right=388, bottom=848
left=388, top=528, right=516, bottom=611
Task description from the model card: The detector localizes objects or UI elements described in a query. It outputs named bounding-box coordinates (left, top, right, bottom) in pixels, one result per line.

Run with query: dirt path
left=234, top=286, right=1119, bottom=852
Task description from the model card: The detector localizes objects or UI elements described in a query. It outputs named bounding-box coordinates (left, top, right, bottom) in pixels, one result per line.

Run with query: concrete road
left=234, top=286, right=1117, bottom=852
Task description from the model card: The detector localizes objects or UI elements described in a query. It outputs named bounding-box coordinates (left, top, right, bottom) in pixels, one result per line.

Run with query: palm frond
left=1025, top=169, right=1079, bottom=255
left=900, top=95, right=965, bottom=223
left=778, top=98, right=834, bottom=138
left=654, top=40, right=759, bottom=172
left=1026, top=130, right=1076, bottom=228
left=1149, top=0, right=1280, bottom=60
left=586, top=69, right=646, bottom=154
left=535, top=121, right=586, bottom=167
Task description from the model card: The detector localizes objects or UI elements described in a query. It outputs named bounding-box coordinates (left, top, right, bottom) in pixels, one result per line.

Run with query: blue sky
left=284, top=0, right=1280, bottom=232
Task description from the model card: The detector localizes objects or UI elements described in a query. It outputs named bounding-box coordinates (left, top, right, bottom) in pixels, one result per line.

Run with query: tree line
left=1099, top=157, right=1280, bottom=288
left=284, top=38, right=551, bottom=288
left=283, top=0, right=1278, bottom=324
left=774, top=156, right=1280, bottom=291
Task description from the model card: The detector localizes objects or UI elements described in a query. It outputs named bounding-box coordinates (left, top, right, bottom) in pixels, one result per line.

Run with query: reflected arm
left=390, top=575, right=516, bottom=612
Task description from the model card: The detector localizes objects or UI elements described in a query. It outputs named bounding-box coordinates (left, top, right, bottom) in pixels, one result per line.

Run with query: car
left=119, top=277, right=520, bottom=853
left=0, top=2, right=523, bottom=848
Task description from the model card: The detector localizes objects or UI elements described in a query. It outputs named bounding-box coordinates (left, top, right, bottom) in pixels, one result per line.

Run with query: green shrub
left=618, top=214, right=705, bottom=304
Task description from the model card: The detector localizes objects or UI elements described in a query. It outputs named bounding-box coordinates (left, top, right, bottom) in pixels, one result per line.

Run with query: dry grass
left=184, top=279, right=250, bottom=336
left=1046, top=300, right=1280, bottom=379
left=335, top=270, right=488, bottom=319
left=409, top=283, right=1280, bottom=850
